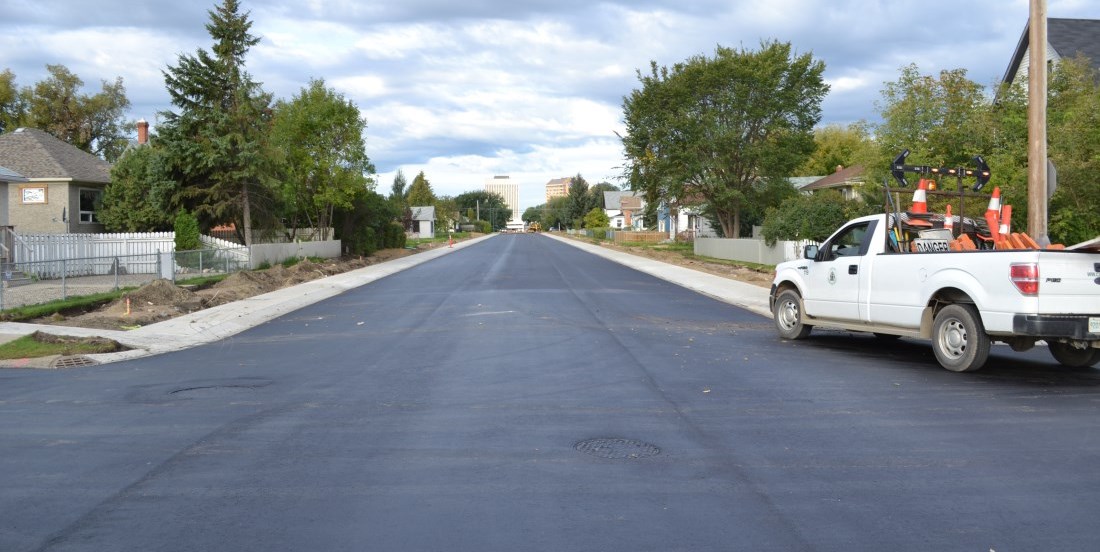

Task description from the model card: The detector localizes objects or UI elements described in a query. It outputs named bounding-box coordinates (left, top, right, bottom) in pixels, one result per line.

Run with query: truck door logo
left=828, top=268, right=837, bottom=285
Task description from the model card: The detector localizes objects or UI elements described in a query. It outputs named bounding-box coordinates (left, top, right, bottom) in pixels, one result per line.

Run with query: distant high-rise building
left=484, top=175, right=520, bottom=223
left=545, top=177, right=572, bottom=203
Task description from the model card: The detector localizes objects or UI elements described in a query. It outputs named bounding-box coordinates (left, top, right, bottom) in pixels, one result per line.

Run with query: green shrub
left=174, top=211, right=201, bottom=251
left=383, top=222, right=407, bottom=249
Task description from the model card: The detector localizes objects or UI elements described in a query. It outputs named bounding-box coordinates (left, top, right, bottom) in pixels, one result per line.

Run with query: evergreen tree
left=159, top=0, right=274, bottom=245
left=101, top=143, right=177, bottom=231
left=565, top=173, right=591, bottom=227
left=406, top=171, right=436, bottom=206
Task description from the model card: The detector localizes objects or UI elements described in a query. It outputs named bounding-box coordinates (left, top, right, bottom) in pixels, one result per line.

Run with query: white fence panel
left=694, top=237, right=820, bottom=265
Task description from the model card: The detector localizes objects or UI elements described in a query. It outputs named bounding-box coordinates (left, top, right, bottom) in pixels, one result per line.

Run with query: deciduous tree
left=1, top=65, right=131, bottom=161
left=797, top=123, right=875, bottom=176
left=272, top=78, right=374, bottom=240
left=621, top=41, right=828, bottom=237
left=454, top=190, right=510, bottom=230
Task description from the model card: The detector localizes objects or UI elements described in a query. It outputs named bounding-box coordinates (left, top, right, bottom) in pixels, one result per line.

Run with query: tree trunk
left=242, top=182, right=253, bottom=247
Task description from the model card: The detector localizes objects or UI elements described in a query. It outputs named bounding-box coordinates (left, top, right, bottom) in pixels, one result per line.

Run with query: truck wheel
left=931, top=304, right=991, bottom=372
left=774, top=289, right=812, bottom=340
left=1048, top=342, right=1100, bottom=368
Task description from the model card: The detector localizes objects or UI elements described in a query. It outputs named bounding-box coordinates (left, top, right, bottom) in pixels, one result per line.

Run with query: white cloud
left=4, top=0, right=1100, bottom=216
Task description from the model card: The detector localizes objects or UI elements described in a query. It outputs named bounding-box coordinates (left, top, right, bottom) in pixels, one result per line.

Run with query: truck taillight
left=1010, top=263, right=1039, bottom=295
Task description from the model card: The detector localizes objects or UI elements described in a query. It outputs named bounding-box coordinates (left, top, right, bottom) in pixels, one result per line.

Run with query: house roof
left=411, top=206, right=435, bottom=221
left=802, top=165, right=865, bottom=192
left=603, top=191, right=643, bottom=210
left=1002, top=18, right=1100, bottom=85
left=0, top=128, right=111, bottom=183
left=0, top=165, right=28, bottom=183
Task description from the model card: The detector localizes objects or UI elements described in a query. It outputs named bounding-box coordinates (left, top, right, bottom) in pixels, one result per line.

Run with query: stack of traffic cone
left=984, top=187, right=1002, bottom=243
left=911, top=179, right=929, bottom=214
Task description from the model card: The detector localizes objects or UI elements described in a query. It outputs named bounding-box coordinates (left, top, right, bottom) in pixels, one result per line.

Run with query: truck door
left=803, top=220, right=877, bottom=321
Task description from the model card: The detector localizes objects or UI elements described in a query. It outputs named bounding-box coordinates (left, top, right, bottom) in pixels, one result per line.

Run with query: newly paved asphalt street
left=2, top=233, right=1099, bottom=551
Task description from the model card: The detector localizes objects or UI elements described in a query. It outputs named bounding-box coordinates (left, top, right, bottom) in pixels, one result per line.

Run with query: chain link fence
left=0, top=248, right=249, bottom=311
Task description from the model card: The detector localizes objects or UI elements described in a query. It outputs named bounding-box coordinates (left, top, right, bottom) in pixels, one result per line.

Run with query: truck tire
left=1048, top=342, right=1100, bottom=368
left=773, top=289, right=812, bottom=340
left=931, top=304, right=991, bottom=372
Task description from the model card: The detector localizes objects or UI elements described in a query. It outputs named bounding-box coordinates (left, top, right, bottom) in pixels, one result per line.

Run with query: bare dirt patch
left=592, top=240, right=774, bottom=287
left=32, top=248, right=426, bottom=331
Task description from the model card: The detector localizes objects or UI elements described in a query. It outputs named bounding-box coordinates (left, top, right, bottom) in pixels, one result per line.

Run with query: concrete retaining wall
left=249, top=240, right=341, bottom=268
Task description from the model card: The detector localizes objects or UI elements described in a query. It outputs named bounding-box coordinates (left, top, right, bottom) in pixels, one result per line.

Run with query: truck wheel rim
left=779, top=300, right=799, bottom=330
left=940, top=319, right=967, bottom=358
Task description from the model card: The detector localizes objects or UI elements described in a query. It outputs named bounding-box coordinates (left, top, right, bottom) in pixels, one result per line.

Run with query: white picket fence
left=10, top=231, right=249, bottom=278
left=15, top=232, right=176, bottom=262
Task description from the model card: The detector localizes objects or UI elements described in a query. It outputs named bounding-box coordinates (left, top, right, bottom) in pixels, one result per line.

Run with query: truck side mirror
left=803, top=245, right=818, bottom=260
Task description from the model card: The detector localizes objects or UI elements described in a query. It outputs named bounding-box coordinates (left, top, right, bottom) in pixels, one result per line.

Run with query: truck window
left=822, top=221, right=875, bottom=260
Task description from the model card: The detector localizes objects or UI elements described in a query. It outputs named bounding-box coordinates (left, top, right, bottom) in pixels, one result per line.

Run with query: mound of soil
left=30, top=331, right=129, bottom=354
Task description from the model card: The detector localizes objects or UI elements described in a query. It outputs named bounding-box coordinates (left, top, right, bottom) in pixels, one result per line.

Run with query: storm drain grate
left=51, top=356, right=99, bottom=368
left=574, top=438, right=661, bottom=460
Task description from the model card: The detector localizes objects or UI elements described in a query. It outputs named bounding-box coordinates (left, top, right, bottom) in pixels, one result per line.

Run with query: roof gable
left=411, top=206, right=435, bottom=220
left=802, top=165, right=865, bottom=191
left=0, top=165, right=28, bottom=183
left=603, top=190, right=644, bottom=210
left=1002, top=18, right=1100, bottom=85
left=0, top=128, right=111, bottom=183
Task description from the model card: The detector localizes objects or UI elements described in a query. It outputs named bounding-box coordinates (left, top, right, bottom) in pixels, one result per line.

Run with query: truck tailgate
left=1037, top=252, right=1100, bottom=314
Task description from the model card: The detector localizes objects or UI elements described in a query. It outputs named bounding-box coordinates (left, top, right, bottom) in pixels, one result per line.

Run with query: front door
left=802, top=220, right=876, bottom=321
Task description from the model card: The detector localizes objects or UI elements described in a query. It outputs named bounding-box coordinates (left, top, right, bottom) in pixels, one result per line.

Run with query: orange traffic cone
left=449, top=236, right=454, bottom=248
left=984, top=187, right=1002, bottom=243
left=944, top=204, right=954, bottom=234
left=999, top=204, right=1012, bottom=237
left=911, top=179, right=929, bottom=214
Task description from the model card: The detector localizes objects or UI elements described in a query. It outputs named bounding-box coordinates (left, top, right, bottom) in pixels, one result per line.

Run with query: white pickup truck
left=769, top=213, right=1100, bottom=372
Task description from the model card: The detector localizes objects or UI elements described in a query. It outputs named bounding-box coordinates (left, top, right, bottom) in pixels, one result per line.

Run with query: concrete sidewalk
left=0, top=233, right=772, bottom=368
left=542, top=233, right=772, bottom=317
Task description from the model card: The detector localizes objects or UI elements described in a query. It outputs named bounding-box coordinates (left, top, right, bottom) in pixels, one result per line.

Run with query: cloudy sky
left=1, top=0, right=1096, bottom=212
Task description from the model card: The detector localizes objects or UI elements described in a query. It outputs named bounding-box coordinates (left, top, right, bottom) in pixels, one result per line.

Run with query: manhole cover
left=574, top=438, right=660, bottom=459
left=169, top=385, right=259, bottom=399
left=51, top=356, right=98, bottom=368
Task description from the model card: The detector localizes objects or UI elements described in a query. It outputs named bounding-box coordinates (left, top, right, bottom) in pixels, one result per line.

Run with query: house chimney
left=137, top=119, right=149, bottom=145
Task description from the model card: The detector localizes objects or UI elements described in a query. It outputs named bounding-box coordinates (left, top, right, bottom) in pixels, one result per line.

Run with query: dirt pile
left=32, top=251, right=423, bottom=330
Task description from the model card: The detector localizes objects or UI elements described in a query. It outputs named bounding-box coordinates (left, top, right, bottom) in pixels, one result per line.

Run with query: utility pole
left=1027, top=0, right=1049, bottom=244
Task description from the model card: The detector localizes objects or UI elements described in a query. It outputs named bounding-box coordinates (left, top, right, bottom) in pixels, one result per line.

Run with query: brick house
left=0, top=127, right=110, bottom=234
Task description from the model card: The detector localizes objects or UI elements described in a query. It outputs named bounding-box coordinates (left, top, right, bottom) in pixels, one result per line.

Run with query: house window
left=79, top=188, right=103, bottom=223
left=20, top=186, right=47, bottom=204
